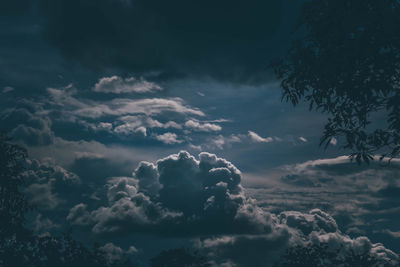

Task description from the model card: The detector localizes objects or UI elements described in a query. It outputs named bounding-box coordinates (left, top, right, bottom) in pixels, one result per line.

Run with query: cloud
left=114, top=124, right=147, bottom=136
left=197, top=209, right=399, bottom=266
left=2, top=86, right=14, bottom=93
left=0, top=107, right=55, bottom=146
left=184, top=120, right=221, bottom=132
left=48, top=86, right=204, bottom=119
left=299, top=136, right=307, bottom=142
left=68, top=151, right=265, bottom=235
left=205, top=131, right=277, bottom=150
left=134, top=161, right=162, bottom=198
left=248, top=131, right=273, bottom=143
left=98, top=242, right=138, bottom=263
left=155, top=132, right=183, bottom=144
left=23, top=158, right=81, bottom=210
left=383, top=229, right=400, bottom=239
left=93, top=76, right=162, bottom=94
left=118, top=115, right=182, bottom=130
left=64, top=151, right=398, bottom=266
left=33, top=214, right=61, bottom=234
left=67, top=177, right=182, bottom=234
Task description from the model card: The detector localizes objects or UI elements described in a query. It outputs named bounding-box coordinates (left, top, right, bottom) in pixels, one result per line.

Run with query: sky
left=1, top=0, right=400, bottom=266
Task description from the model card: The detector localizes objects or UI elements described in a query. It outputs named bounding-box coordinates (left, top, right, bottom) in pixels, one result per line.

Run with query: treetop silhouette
left=273, top=0, right=400, bottom=163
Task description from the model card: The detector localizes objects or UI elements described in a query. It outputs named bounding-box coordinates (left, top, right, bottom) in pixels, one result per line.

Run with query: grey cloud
left=198, top=231, right=291, bottom=267
left=134, top=161, right=162, bottom=198
left=23, top=158, right=81, bottom=210
left=114, top=124, right=147, bottom=137
left=47, top=86, right=204, bottom=119
left=68, top=177, right=181, bottom=234
left=62, top=151, right=399, bottom=266
left=33, top=214, right=61, bottom=234
left=119, top=115, right=182, bottom=130
left=66, top=203, right=93, bottom=226
left=205, top=131, right=278, bottom=150
left=198, top=209, right=399, bottom=267
left=383, top=229, right=400, bottom=239
left=155, top=132, right=183, bottom=144
left=2, top=86, right=14, bottom=93
left=278, top=209, right=338, bottom=236
left=184, top=120, right=221, bottom=132
left=98, top=242, right=138, bottom=263
left=93, top=76, right=162, bottom=94
left=1, top=107, right=55, bottom=146
left=248, top=131, right=273, bottom=143
left=68, top=151, right=269, bottom=235
left=25, top=182, right=60, bottom=210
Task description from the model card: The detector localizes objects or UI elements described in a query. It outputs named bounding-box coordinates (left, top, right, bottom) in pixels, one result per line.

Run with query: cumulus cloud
left=248, top=131, right=273, bottom=143
left=65, top=151, right=398, bottom=267
left=2, top=86, right=14, bottom=93
left=68, top=151, right=266, bottom=235
left=93, top=76, right=162, bottom=94
left=0, top=107, right=55, bottom=146
left=134, top=161, right=162, bottom=198
left=197, top=209, right=399, bottom=266
left=68, top=177, right=181, bottom=234
left=155, top=132, right=183, bottom=144
left=184, top=120, right=221, bottom=132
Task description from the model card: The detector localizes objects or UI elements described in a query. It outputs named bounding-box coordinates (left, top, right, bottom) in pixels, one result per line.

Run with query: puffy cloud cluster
left=66, top=151, right=399, bottom=266
left=198, top=209, right=399, bottom=266
left=68, top=151, right=273, bottom=235
left=67, top=177, right=181, bottom=234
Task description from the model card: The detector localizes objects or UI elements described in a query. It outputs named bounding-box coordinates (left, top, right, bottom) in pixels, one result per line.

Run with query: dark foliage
left=150, top=248, right=210, bottom=267
left=273, top=0, right=400, bottom=163
left=0, top=232, right=131, bottom=267
left=0, top=133, right=30, bottom=239
left=275, top=243, right=393, bottom=267
left=0, top=133, right=132, bottom=267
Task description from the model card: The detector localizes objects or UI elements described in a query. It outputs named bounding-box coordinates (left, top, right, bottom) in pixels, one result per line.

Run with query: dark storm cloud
left=39, top=0, right=300, bottom=83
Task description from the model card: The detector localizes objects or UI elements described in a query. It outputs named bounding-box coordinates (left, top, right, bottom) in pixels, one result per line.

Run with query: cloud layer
left=63, top=151, right=399, bottom=266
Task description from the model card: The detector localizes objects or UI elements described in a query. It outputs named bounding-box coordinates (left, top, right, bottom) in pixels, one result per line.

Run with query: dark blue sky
left=1, top=1, right=399, bottom=266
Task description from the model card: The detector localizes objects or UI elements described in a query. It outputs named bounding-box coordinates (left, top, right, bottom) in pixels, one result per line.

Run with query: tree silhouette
left=273, top=0, right=400, bottom=163
left=0, top=133, right=132, bottom=267
left=150, top=248, right=210, bottom=267
left=0, top=133, right=30, bottom=240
